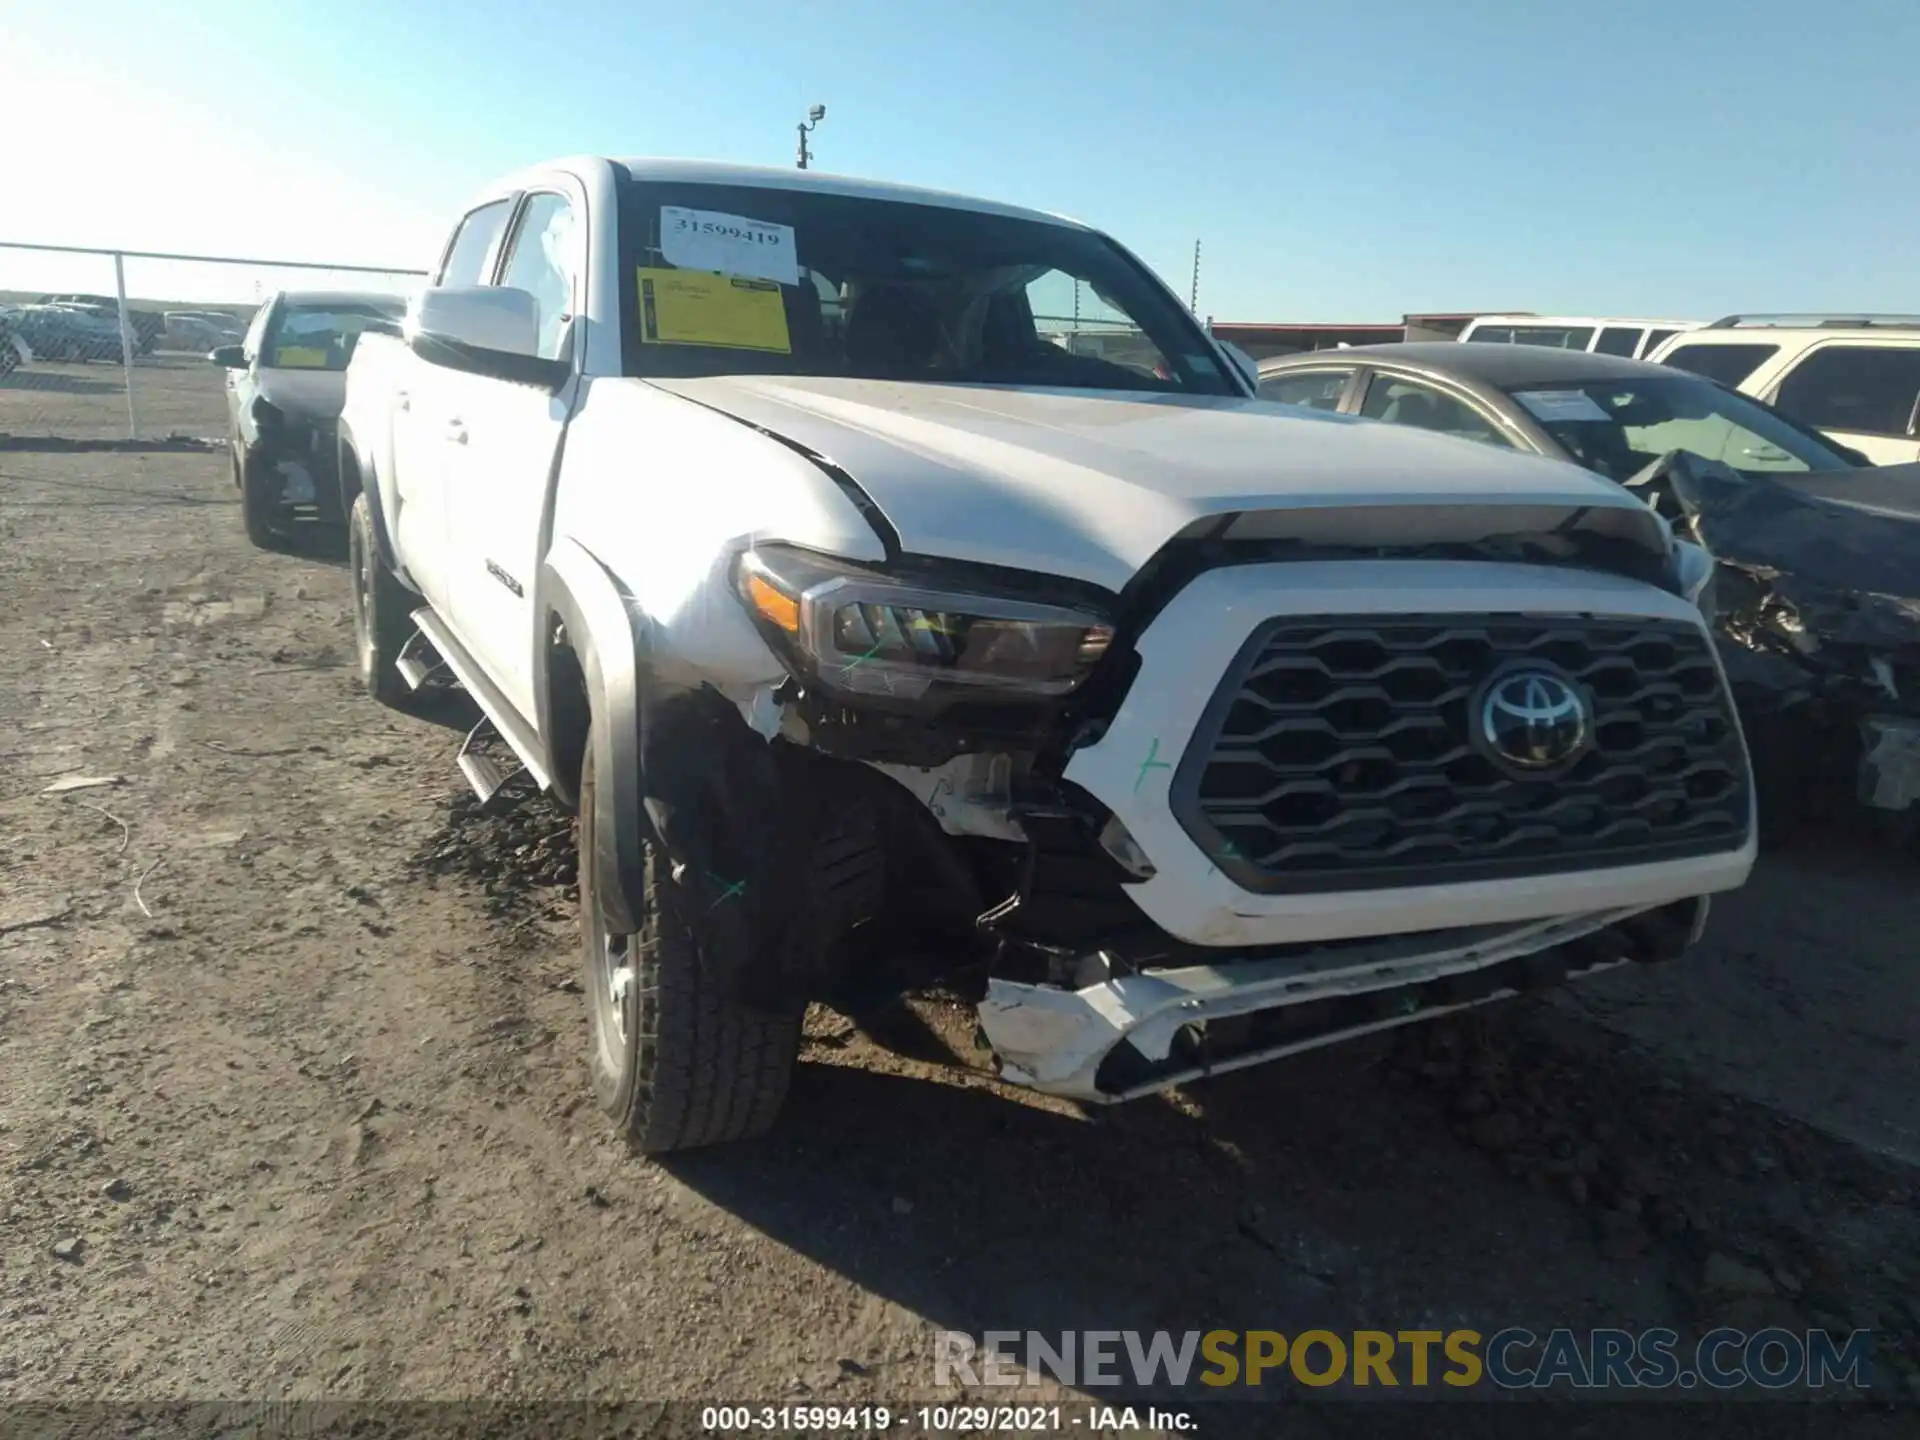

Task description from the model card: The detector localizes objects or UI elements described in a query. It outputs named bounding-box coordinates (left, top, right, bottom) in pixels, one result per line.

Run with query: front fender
left=337, top=417, right=418, bottom=587
left=538, top=536, right=648, bottom=935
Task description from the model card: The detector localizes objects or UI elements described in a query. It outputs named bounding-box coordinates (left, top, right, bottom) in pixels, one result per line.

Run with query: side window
left=1642, top=328, right=1678, bottom=357
left=435, top=199, right=516, bottom=288
left=1773, top=346, right=1920, bottom=437
left=1257, top=369, right=1352, bottom=411
left=1594, top=326, right=1642, bottom=357
left=496, top=193, right=580, bottom=362
left=1661, top=342, right=1778, bottom=387
left=1466, top=326, right=1514, bottom=344
left=1511, top=326, right=1593, bottom=350
left=1359, top=375, right=1512, bottom=448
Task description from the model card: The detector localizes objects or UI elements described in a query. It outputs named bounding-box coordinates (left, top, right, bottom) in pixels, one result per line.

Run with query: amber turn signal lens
left=746, top=572, right=802, bottom=633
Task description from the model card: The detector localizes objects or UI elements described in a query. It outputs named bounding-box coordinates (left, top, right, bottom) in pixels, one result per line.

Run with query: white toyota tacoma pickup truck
left=339, top=157, right=1756, bottom=1152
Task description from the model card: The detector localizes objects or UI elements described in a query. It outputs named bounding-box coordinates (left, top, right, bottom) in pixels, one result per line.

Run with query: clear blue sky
left=4, top=0, right=1916, bottom=320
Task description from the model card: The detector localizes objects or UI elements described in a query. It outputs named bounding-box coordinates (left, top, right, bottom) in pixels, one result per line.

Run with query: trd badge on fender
left=485, top=560, right=524, bottom=598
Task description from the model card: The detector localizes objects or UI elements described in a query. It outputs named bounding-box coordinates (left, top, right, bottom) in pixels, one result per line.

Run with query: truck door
left=440, top=189, right=583, bottom=723
left=396, top=197, right=519, bottom=610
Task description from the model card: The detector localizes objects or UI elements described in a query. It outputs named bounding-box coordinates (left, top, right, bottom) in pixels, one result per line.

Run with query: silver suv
left=1651, top=314, right=1920, bottom=466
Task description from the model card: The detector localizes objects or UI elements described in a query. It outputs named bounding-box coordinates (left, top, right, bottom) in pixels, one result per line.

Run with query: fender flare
left=335, top=418, right=403, bottom=576
left=537, top=536, right=647, bottom=936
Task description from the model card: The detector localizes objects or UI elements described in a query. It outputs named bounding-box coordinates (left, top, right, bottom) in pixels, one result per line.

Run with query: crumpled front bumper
left=977, top=902, right=1704, bottom=1103
left=255, top=421, right=343, bottom=521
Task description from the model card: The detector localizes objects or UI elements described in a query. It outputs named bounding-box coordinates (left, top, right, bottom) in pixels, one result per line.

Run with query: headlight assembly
left=736, top=547, right=1113, bottom=702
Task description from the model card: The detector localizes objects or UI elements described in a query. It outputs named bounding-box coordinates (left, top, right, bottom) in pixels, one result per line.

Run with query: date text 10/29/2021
left=701, top=1406, right=1194, bottom=1433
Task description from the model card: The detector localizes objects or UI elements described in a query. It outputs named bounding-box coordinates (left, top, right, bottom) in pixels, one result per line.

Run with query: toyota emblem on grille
left=1475, top=665, right=1591, bottom=771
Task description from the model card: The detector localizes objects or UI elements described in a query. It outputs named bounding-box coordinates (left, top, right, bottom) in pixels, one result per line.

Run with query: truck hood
left=653, top=376, right=1671, bottom=593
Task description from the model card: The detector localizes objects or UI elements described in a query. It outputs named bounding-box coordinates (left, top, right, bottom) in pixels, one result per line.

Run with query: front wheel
left=349, top=492, right=416, bottom=709
left=579, top=735, right=802, bottom=1153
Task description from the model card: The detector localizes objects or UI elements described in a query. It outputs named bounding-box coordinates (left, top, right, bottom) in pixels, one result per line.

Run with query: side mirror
left=1217, top=339, right=1260, bottom=391
left=407, top=285, right=569, bottom=392
left=208, top=345, right=246, bottom=368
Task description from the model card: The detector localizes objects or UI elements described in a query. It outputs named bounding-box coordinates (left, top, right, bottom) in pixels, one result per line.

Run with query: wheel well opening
left=546, top=632, right=591, bottom=810
left=336, top=442, right=364, bottom=526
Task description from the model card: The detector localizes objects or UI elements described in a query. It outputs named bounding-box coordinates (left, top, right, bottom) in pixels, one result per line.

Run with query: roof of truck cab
left=614, top=157, right=1087, bottom=229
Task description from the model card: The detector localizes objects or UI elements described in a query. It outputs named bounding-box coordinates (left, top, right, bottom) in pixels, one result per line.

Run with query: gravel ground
left=2, top=363, right=1916, bottom=1434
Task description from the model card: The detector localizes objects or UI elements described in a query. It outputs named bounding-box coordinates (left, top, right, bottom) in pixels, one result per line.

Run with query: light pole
left=796, top=103, right=826, bottom=170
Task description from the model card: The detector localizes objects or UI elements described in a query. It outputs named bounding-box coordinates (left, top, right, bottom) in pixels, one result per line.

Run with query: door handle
left=446, top=419, right=468, bottom=445
left=395, top=389, right=410, bottom=412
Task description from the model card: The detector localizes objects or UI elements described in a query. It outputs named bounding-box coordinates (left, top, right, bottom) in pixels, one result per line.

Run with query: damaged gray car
left=211, top=290, right=406, bottom=552
left=1650, top=453, right=1920, bottom=843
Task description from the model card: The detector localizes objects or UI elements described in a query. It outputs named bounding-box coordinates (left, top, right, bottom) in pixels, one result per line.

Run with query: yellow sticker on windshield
left=638, top=268, right=790, bottom=353
left=273, top=345, right=330, bottom=368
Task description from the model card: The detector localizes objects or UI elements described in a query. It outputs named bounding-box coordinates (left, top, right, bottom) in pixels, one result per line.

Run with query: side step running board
left=410, top=608, right=553, bottom=792
left=393, top=627, right=448, bottom=692
left=456, top=717, right=520, bottom=805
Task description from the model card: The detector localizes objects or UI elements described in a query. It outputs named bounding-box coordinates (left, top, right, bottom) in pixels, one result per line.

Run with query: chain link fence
left=0, top=242, right=425, bottom=444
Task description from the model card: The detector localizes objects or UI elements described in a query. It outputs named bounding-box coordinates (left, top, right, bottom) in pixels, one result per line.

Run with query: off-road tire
left=580, top=736, right=803, bottom=1153
left=349, top=492, right=415, bottom=709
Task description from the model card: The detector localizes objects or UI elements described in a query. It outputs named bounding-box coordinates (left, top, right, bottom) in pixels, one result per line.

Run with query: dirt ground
left=3, top=362, right=1918, bottom=1432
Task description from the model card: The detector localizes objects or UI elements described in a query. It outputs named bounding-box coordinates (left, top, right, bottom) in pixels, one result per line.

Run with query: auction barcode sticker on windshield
left=660, top=206, right=799, bottom=286
left=1513, top=389, right=1613, bottom=423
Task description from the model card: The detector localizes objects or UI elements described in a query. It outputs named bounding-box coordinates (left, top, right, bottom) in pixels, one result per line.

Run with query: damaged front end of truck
left=629, top=490, right=1752, bottom=1106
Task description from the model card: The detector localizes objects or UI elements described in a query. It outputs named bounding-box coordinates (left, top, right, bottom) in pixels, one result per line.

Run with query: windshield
left=616, top=178, right=1236, bottom=395
left=263, top=301, right=403, bottom=370
left=1506, top=376, right=1857, bottom=481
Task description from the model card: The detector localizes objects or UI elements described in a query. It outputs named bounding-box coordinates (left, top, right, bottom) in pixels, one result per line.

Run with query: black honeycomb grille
left=1171, top=614, right=1751, bottom=892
